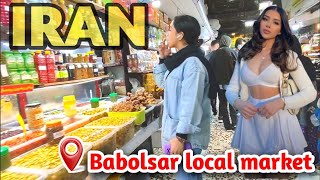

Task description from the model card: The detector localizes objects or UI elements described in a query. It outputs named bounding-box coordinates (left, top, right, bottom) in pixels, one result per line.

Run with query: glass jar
left=87, top=63, right=94, bottom=78
left=27, top=68, right=39, bottom=85
left=74, top=64, right=82, bottom=80
left=59, top=65, right=69, bottom=81
left=81, top=63, right=88, bottom=79
left=0, top=146, right=11, bottom=171
left=26, top=103, right=44, bottom=130
left=19, top=68, right=32, bottom=84
left=66, top=64, right=76, bottom=80
left=9, top=69, right=21, bottom=84
left=93, top=64, right=99, bottom=77
left=55, top=66, right=62, bottom=82
left=45, top=120, right=64, bottom=145
left=22, top=52, right=35, bottom=68
left=90, top=98, right=99, bottom=108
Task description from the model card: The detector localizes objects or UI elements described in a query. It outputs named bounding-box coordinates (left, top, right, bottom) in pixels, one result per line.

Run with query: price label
left=83, top=64, right=88, bottom=68
left=88, top=63, right=93, bottom=68
left=1, top=65, right=9, bottom=77
left=76, top=64, right=82, bottom=68
left=94, top=69, right=99, bottom=72
left=69, top=65, right=75, bottom=69
left=38, top=66, right=47, bottom=71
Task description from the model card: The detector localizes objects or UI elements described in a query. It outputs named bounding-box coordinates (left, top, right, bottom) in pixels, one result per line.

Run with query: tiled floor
left=150, top=116, right=320, bottom=180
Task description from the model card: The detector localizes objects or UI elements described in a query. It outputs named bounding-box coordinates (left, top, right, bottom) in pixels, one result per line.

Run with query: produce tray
left=108, top=108, right=145, bottom=125
left=85, top=117, right=135, bottom=148
left=66, top=126, right=117, bottom=155
left=1, top=167, right=47, bottom=180
left=1, top=130, right=47, bottom=159
left=11, top=144, right=91, bottom=180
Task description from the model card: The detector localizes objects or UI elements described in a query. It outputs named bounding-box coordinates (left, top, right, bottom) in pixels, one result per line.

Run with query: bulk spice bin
left=66, top=127, right=117, bottom=155
left=85, top=117, right=135, bottom=148
left=10, top=144, right=91, bottom=180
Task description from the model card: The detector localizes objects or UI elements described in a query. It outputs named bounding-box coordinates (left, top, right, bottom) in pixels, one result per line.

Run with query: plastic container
left=26, top=103, right=44, bottom=130
left=108, top=108, right=146, bottom=125
left=22, top=52, right=35, bottom=68
left=63, top=95, right=77, bottom=117
left=1, top=146, right=11, bottom=171
left=109, top=92, right=118, bottom=102
left=86, top=117, right=135, bottom=148
left=90, top=98, right=100, bottom=108
left=66, top=127, right=116, bottom=155
left=45, top=120, right=65, bottom=145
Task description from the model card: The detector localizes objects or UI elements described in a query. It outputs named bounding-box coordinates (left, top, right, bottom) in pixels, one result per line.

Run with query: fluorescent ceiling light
left=231, top=33, right=235, bottom=36
left=259, top=1, right=273, bottom=10
left=152, top=0, right=161, bottom=8
left=245, top=20, right=255, bottom=27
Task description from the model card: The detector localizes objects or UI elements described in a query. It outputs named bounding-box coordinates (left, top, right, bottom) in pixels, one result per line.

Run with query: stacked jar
left=0, top=53, right=10, bottom=85
left=34, top=50, right=48, bottom=84
left=45, top=51, right=56, bottom=83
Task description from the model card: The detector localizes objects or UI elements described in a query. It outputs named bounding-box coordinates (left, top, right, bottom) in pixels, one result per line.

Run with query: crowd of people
left=153, top=5, right=319, bottom=180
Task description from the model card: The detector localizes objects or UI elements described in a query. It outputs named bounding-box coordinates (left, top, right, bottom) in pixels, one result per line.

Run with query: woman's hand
left=170, top=137, right=184, bottom=155
left=258, top=98, right=285, bottom=119
left=235, top=99, right=258, bottom=120
left=159, top=41, right=171, bottom=59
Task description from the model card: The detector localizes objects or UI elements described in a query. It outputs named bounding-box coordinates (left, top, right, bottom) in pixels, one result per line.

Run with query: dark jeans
left=218, top=89, right=237, bottom=130
left=211, top=93, right=217, bottom=115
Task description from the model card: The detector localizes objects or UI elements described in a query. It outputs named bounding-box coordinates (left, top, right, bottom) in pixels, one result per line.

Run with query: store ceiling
left=205, top=0, right=263, bottom=36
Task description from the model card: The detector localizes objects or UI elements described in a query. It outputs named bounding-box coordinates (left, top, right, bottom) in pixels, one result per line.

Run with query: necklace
left=260, top=49, right=271, bottom=60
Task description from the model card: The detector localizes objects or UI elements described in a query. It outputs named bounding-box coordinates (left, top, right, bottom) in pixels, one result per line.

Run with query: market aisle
left=150, top=116, right=299, bottom=180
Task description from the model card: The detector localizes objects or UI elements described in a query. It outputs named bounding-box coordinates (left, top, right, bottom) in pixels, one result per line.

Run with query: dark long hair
left=239, top=6, right=295, bottom=73
left=173, top=15, right=201, bottom=46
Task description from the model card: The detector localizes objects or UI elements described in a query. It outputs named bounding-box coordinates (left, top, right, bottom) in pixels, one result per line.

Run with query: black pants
left=218, top=89, right=237, bottom=130
left=211, top=93, right=218, bottom=115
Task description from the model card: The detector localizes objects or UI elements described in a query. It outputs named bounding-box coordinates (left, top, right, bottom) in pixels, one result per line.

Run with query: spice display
left=67, top=127, right=112, bottom=142
left=1, top=171, right=39, bottom=180
left=90, top=98, right=100, bottom=108
left=12, top=145, right=61, bottom=169
left=0, top=146, right=11, bottom=171
left=26, top=103, right=44, bottom=130
left=82, top=108, right=105, bottom=115
left=45, top=120, right=64, bottom=145
left=1, top=129, right=23, bottom=140
left=1, top=130, right=45, bottom=148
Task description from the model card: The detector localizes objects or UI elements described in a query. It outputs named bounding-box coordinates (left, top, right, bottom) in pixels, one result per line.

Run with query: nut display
left=1, top=129, right=23, bottom=140
left=110, top=101, right=141, bottom=112
left=126, top=90, right=157, bottom=106
left=86, top=117, right=133, bottom=127
left=1, top=172, right=40, bottom=180
left=1, top=130, right=45, bottom=148
left=66, top=127, right=112, bottom=142
left=12, top=145, right=61, bottom=169
left=82, top=108, right=105, bottom=115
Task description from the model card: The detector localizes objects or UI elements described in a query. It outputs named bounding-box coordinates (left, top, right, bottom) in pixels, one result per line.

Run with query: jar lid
left=109, top=93, right=118, bottom=97
left=90, top=98, right=100, bottom=103
left=25, top=103, right=41, bottom=107
left=46, top=120, right=62, bottom=128
left=44, top=51, right=51, bottom=55
left=63, top=95, right=76, bottom=102
left=35, top=50, right=42, bottom=54
left=0, top=146, right=9, bottom=156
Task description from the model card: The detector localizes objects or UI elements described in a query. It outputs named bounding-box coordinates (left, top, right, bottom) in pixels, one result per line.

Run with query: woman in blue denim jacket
left=153, top=15, right=215, bottom=180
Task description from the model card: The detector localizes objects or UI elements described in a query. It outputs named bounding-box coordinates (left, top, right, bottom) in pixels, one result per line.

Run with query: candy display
left=1, top=130, right=45, bottom=148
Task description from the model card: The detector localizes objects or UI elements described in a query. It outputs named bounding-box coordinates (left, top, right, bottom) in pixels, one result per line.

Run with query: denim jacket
left=153, top=57, right=212, bottom=150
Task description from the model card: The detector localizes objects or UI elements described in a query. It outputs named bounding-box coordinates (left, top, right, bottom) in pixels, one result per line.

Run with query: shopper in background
left=226, top=6, right=317, bottom=179
left=291, top=35, right=319, bottom=165
left=210, top=35, right=237, bottom=130
left=154, top=15, right=216, bottom=180
left=206, top=39, right=220, bottom=115
left=205, top=40, right=219, bottom=60
left=234, top=38, right=245, bottom=56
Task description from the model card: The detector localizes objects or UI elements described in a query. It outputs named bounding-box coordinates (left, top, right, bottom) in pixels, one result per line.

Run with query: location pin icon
left=59, top=137, right=84, bottom=173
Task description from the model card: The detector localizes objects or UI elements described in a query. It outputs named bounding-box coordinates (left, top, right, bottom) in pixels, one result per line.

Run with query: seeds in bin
left=12, top=145, right=61, bottom=169
left=87, top=117, right=132, bottom=126
left=67, top=128, right=113, bottom=142
left=1, top=172, right=39, bottom=180
left=82, top=108, right=105, bottom=115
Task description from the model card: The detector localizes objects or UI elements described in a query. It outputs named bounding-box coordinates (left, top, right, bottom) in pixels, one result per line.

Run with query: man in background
left=205, top=40, right=219, bottom=60
left=209, top=35, right=237, bottom=131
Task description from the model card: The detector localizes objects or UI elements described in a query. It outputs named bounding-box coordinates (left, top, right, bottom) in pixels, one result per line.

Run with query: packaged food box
left=11, top=144, right=91, bottom=180
left=1, top=167, right=47, bottom=180
left=1, top=130, right=47, bottom=159
left=66, top=127, right=117, bottom=155
left=86, top=117, right=135, bottom=148
left=108, top=108, right=145, bottom=125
